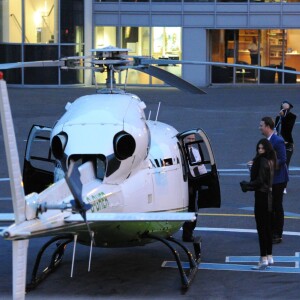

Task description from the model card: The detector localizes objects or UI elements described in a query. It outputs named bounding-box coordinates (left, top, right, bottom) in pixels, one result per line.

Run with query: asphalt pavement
left=1, top=85, right=300, bottom=299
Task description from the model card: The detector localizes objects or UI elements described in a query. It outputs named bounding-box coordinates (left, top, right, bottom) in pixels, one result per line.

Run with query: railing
left=42, top=5, right=54, bottom=36
left=10, top=14, right=29, bottom=43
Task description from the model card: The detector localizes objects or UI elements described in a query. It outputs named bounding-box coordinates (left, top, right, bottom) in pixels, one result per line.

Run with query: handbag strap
left=268, top=160, right=274, bottom=191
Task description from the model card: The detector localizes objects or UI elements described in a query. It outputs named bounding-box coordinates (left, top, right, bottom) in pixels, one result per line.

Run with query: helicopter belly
left=76, top=220, right=184, bottom=247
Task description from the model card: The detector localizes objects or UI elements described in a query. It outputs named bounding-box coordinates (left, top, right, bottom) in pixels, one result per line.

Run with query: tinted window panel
left=61, top=45, right=84, bottom=84
left=60, top=0, right=84, bottom=44
left=24, top=45, right=58, bottom=84
left=0, top=44, right=22, bottom=83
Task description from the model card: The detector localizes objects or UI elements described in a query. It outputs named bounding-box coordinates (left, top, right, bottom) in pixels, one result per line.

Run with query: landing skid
left=142, top=233, right=201, bottom=289
left=26, top=233, right=201, bottom=292
left=26, top=234, right=74, bottom=291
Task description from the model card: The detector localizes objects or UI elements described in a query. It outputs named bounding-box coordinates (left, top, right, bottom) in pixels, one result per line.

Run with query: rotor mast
left=91, top=46, right=130, bottom=93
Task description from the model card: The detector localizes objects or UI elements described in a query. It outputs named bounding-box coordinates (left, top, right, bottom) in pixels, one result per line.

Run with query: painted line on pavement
left=194, top=227, right=300, bottom=236
left=226, top=253, right=300, bottom=264
left=239, top=207, right=300, bottom=218
left=221, top=166, right=300, bottom=171
left=219, top=166, right=300, bottom=177
left=0, top=178, right=9, bottom=182
left=165, top=228, right=300, bottom=274
left=0, top=198, right=11, bottom=201
left=197, top=212, right=300, bottom=220
left=162, top=261, right=300, bottom=273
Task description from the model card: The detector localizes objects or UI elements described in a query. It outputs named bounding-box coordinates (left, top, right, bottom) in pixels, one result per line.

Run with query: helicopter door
left=177, top=129, right=221, bottom=209
left=23, top=125, right=55, bottom=195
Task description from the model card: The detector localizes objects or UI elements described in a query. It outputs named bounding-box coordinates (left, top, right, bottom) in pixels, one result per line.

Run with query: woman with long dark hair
left=240, top=138, right=276, bottom=270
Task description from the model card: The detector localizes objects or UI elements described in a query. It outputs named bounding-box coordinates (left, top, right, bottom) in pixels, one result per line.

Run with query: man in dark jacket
left=259, top=117, right=289, bottom=244
left=275, top=101, right=297, bottom=194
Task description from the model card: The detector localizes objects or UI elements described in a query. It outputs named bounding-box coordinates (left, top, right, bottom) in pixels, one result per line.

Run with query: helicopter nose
left=52, top=132, right=68, bottom=160
left=113, top=131, right=136, bottom=160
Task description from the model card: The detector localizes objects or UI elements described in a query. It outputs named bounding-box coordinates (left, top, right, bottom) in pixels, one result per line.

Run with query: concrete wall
left=182, top=28, right=208, bottom=87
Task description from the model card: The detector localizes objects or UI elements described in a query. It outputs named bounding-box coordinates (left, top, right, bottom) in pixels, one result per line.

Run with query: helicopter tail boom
left=65, top=212, right=196, bottom=222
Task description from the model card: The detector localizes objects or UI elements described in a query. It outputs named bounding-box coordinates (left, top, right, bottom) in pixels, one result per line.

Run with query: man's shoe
left=182, top=235, right=194, bottom=242
left=284, top=188, right=287, bottom=194
left=272, top=237, right=282, bottom=244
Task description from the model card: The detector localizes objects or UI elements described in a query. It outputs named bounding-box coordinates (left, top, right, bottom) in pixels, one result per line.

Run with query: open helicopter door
left=177, top=129, right=221, bottom=209
left=23, top=125, right=55, bottom=195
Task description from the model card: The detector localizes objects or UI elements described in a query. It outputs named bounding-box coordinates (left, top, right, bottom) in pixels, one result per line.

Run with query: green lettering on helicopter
left=86, top=192, right=109, bottom=212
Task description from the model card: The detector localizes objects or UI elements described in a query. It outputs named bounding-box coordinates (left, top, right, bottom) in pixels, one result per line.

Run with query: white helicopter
left=0, top=47, right=222, bottom=300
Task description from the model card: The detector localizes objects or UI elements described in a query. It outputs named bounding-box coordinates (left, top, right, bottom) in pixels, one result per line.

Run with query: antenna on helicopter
left=155, top=102, right=161, bottom=122
left=124, top=68, right=129, bottom=91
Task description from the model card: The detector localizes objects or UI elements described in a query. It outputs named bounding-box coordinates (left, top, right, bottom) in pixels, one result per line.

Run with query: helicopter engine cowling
left=113, top=131, right=136, bottom=161
left=51, top=133, right=68, bottom=160
left=50, top=93, right=149, bottom=184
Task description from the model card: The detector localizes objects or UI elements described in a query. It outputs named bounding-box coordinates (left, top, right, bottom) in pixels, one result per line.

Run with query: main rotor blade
left=137, top=66, right=206, bottom=94
left=140, top=58, right=300, bottom=75
left=0, top=60, right=65, bottom=70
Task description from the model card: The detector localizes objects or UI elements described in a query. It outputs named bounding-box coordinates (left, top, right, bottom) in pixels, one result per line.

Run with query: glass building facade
left=1, top=0, right=300, bottom=86
left=0, top=0, right=84, bottom=85
left=94, top=26, right=182, bottom=85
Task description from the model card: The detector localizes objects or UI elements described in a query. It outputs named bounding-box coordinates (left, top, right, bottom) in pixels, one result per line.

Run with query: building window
left=24, top=44, right=58, bottom=84
left=94, top=26, right=117, bottom=85
left=284, top=29, right=300, bottom=83
left=61, top=0, right=84, bottom=44
left=211, top=29, right=299, bottom=84
left=1, top=0, right=22, bottom=43
left=151, top=27, right=182, bottom=85
left=94, top=26, right=151, bottom=85
left=211, top=30, right=234, bottom=84
left=24, top=0, right=57, bottom=44
left=152, top=27, right=181, bottom=59
left=0, top=0, right=84, bottom=85
left=0, top=44, right=22, bottom=83
left=93, top=26, right=182, bottom=86
left=61, top=45, right=84, bottom=84
left=121, top=27, right=151, bottom=85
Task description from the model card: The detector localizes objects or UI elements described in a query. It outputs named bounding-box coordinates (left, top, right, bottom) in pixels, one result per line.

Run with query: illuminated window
left=25, top=0, right=56, bottom=44
left=1, top=0, right=22, bottom=43
left=94, top=26, right=117, bottom=85
left=93, top=26, right=182, bottom=86
left=121, top=27, right=150, bottom=84
left=151, top=27, right=182, bottom=84
left=152, top=27, right=181, bottom=59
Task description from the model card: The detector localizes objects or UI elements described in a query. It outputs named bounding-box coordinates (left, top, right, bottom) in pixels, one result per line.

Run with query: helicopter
left=0, top=46, right=224, bottom=299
